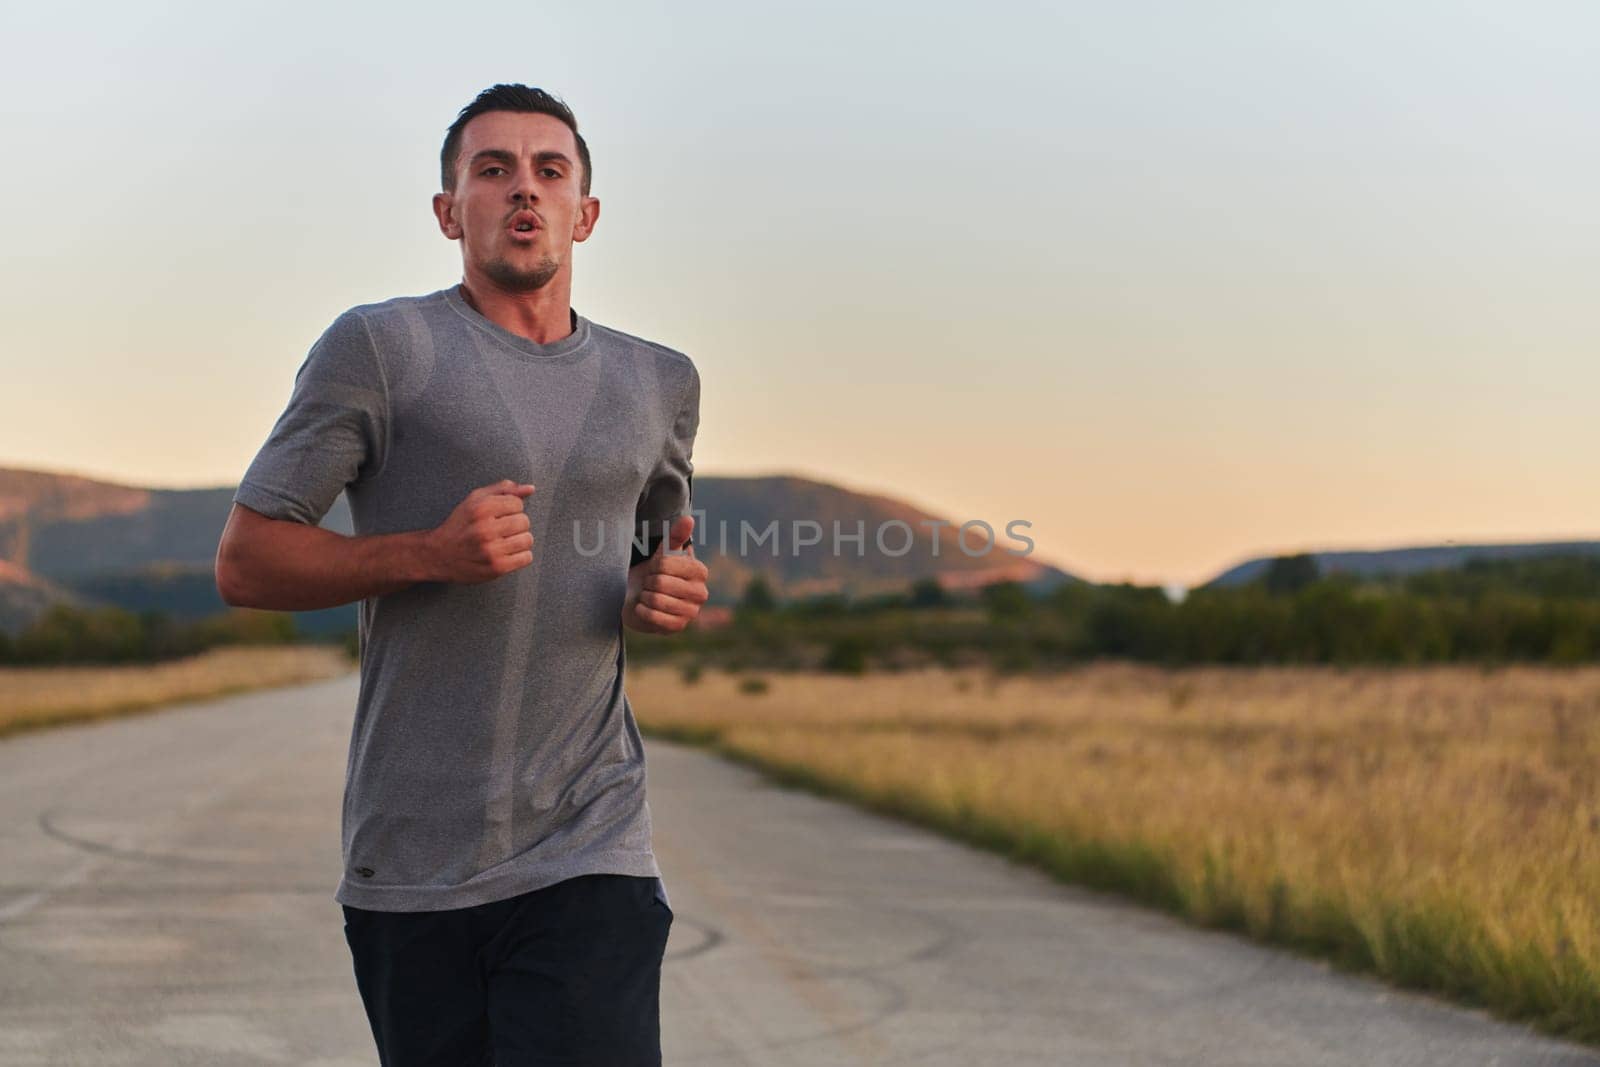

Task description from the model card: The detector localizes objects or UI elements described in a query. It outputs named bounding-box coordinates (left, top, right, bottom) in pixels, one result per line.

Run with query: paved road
left=1, top=674, right=1597, bottom=1066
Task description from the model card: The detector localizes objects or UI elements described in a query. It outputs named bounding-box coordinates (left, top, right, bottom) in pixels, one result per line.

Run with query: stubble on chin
left=484, top=255, right=560, bottom=292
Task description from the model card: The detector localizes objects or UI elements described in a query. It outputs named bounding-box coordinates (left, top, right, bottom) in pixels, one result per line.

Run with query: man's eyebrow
left=467, top=149, right=517, bottom=168
left=466, top=149, right=574, bottom=168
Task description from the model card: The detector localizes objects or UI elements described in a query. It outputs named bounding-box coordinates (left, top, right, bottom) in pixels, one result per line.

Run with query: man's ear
left=432, top=191, right=462, bottom=240
left=573, top=196, right=601, bottom=243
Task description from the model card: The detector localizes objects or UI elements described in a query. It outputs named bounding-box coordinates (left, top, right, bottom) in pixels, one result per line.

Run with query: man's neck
left=456, top=275, right=575, bottom=344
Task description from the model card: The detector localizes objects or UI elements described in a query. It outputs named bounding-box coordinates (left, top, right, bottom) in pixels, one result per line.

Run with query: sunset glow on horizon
left=3, top=1, right=1595, bottom=588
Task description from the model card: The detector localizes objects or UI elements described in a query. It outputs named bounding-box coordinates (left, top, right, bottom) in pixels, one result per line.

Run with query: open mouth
left=507, top=212, right=541, bottom=239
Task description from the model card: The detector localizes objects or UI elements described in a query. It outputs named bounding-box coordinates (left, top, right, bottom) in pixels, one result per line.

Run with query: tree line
left=8, top=552, right=1597, bottom=669
left=624, top=553, right=1600, bottom=672
left=0, top=604, right=302, bottom=666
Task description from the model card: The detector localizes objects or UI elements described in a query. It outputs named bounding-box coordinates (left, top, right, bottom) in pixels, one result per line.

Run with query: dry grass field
left=0, top=645, right=355, bottom=739
left=627, top=661, right=1600, bottom=1045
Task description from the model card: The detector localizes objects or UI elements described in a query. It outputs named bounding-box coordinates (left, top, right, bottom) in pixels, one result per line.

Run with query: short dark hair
left=440, top=84, right=592, bottom=196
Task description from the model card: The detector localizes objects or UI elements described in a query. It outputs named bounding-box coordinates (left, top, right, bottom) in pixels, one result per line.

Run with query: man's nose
left=511, top=173, right=539, bottom=203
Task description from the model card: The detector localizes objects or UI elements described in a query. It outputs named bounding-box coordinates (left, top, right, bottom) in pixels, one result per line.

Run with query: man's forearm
left=218, top=518, right=438, bottom=612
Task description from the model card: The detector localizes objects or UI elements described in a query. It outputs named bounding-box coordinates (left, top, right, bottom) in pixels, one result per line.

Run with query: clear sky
left=1, top=1, right=1595, bottom=588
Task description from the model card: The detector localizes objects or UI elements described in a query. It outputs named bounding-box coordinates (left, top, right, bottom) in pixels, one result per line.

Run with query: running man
left=215, top=83, right=707, bottom=1066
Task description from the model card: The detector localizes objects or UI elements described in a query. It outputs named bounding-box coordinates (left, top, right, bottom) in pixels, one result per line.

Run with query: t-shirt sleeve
left=233, top=309, right=389, bottom=526
left=631, top=362, right=700, bottom=567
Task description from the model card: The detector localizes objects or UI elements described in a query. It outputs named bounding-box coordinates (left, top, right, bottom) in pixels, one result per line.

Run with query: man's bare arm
left=216, top=480, right=537, bottom=611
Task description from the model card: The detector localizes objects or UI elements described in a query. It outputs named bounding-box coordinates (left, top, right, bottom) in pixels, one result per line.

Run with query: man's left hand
left=622, top=514, right=709, bottom=634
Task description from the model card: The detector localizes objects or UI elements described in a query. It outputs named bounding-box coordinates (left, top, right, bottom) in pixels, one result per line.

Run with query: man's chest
left=375, top=352, right=663, bottom=529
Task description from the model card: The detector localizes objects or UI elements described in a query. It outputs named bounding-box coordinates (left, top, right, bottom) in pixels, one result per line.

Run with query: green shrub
left=822, top=635, right=869, bottom=674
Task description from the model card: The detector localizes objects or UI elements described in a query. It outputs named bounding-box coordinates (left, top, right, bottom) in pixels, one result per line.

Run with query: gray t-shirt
left=233, top=285, right=698, bottom=913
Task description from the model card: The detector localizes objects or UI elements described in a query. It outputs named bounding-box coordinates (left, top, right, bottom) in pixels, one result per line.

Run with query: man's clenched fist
left=424, top=479, right=537, bottom=584
left=622, top=514, right=710, bottom=634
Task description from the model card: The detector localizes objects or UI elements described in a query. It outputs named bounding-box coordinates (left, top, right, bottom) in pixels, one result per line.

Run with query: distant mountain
left=0, top=466, right=348, bottom=634
left=688, top=473, right=1074, bottom=601
left=0, top=465, right=1076, bottom=632
left=1201, top=540, right=1600, bottom=589
left=0, top=559, right=88, bottom=634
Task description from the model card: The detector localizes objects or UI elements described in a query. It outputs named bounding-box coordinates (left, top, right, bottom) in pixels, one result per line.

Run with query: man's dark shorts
left=341, top=873, right=674, bottom=1066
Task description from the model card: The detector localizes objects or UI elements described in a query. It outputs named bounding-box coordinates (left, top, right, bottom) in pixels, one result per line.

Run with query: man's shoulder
left=314, top=290, right=454, bottom=370
left=588, top=319, right=697, bottom=374
left=338, top=289, right=451, bottom=330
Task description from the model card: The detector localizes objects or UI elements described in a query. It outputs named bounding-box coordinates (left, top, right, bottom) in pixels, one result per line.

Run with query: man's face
left=432, top=111, right=599, bottom=292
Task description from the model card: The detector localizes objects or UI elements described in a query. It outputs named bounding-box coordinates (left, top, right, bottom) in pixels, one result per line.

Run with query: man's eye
left=540, top=168, right=562, bottom=179
left=481, top=166, right=506, bottom=177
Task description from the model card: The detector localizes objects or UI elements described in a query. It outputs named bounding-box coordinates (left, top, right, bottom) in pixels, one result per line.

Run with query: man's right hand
left=424, top=479, right=537, bottom=584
